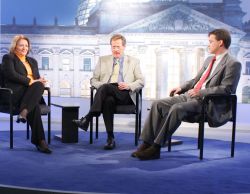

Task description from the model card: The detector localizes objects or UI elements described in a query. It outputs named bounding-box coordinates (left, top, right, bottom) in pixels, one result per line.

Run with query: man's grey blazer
left=90, top=55, right=144, bottom=104
left=180, top=53, right=242, bottom=127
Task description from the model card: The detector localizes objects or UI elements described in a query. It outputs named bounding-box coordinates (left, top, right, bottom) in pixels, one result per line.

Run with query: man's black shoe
left=136, top=145, right=161, bottom=160
left=104, top=138, right=116, bottom=150
left=16, top=115, right=27, bottom=123
left=72, top=117, right=89, bottom=131
left=36, top=140, right=52, bottom=154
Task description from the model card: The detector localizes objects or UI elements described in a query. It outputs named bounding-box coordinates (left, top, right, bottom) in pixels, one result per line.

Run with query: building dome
left=76, top=0, right=100, bottom=26
left=76, top=0, right=188, bottom=26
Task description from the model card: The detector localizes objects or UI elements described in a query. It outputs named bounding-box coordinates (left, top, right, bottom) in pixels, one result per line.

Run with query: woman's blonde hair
left=9, top=35, right=31, bottom=54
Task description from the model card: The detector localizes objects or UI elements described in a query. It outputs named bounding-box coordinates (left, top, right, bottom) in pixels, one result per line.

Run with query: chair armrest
left=90, top=86, right=97, bottom=93
left=203, top=94, right=237, bottom=104
left=44, top=87, right=51, bottom=106
left=0, top=87, right=14, bottom=113
left=0, top=87, right=13, bottom=95
left=90, top=86, right=97, bottom=106
left=135, top=89, right=142, bottom=112
left=201, top=94, right=237, bottom=122
left=202, top=94, right=237, bottom=110
left=0, top=87, right=13, bottom=102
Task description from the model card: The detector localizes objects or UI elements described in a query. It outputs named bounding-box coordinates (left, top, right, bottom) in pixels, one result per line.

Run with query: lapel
left=207, top=53, right=229, bottom=82
left=106, top=55, right=114, bottom=76
left=194, top=57, right=212, bottom=86
left=123, top=55, right=129, bottom=78
left=26, top=57, right=38, bottom=78
left=13, top=54, right=28, bottom=75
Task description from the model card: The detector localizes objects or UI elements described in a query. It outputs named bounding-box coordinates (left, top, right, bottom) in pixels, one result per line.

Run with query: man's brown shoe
left=131, top=143, right=151, bottom=158
left=136, top=145, right=161, bottom=160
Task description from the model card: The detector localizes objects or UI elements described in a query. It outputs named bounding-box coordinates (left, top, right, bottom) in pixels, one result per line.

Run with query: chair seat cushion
left=183, top=114, right=202, bottom=123
left=115, top=105, right=136, bottom=114
left=0, top=104, right=50, bottom=115
left=183, top=114, right=233, bottom=124
left=0, top=105, right=19, bottom=115
left=40, top=104, right=50, bottom=115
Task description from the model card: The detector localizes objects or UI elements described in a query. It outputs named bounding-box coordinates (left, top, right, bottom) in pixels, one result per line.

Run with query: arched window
left=83, top=58, right=92, bottom=71
left=42, top=57, right=50, bottom=70
left=242, top=86, right=250, bottom=104
left=245, top=62, right=250, bottom=75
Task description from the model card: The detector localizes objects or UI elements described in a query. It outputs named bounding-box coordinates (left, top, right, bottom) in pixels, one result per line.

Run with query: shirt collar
left=15, top=52, right=26, bottom=62
left=113, top=56, right=124, bottom=65
left=215, top=51, right=228, bottom=61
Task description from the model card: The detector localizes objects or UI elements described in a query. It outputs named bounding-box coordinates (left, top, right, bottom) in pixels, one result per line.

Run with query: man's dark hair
left=208, top=29, right=231, bottom=49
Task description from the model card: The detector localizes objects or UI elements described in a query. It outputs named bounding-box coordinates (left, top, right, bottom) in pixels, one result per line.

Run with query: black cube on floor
left=52, top=103, right=79, bottom=143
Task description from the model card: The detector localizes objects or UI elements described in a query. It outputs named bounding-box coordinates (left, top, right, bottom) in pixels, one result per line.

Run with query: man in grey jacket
left=73, top=34, right=144, bottom=150
left=132, top=28, right=241, bottom=160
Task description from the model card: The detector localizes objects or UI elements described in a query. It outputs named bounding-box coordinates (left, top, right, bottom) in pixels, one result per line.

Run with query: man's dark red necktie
left=194, top=56, right=216, bottom=90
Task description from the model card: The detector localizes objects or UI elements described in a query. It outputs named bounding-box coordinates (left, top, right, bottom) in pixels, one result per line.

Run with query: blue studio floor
left=1, top=121, right=250, bottom=194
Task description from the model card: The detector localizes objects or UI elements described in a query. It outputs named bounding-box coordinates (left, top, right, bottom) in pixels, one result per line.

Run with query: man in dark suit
left=132, top=28, right=242, bottom=160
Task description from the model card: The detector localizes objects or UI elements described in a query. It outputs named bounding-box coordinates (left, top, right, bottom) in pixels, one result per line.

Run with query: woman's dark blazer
left=1, top=53, right=43, bottom=106
left=2, top=53, right=40, bottom=89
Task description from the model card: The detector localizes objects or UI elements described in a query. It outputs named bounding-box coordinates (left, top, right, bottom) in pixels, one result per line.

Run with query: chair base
left=164, top=139, right=183, bottom=146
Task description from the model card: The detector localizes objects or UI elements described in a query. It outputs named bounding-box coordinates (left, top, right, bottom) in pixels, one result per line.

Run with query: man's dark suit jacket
left=180, top=53, right=242, bottom=127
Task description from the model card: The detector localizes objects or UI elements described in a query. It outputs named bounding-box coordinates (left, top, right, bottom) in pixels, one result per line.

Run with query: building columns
left=52, top=47, right=60, bottom=96
left=155, top=47, right=169, bottom=99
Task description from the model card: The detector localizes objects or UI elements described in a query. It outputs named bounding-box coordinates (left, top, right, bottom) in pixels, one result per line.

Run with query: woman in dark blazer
left=1, top=35, right=52, bottom=154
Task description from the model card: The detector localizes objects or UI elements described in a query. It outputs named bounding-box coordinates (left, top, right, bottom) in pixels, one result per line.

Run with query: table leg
left=61, top=107, right=79, bottom=143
